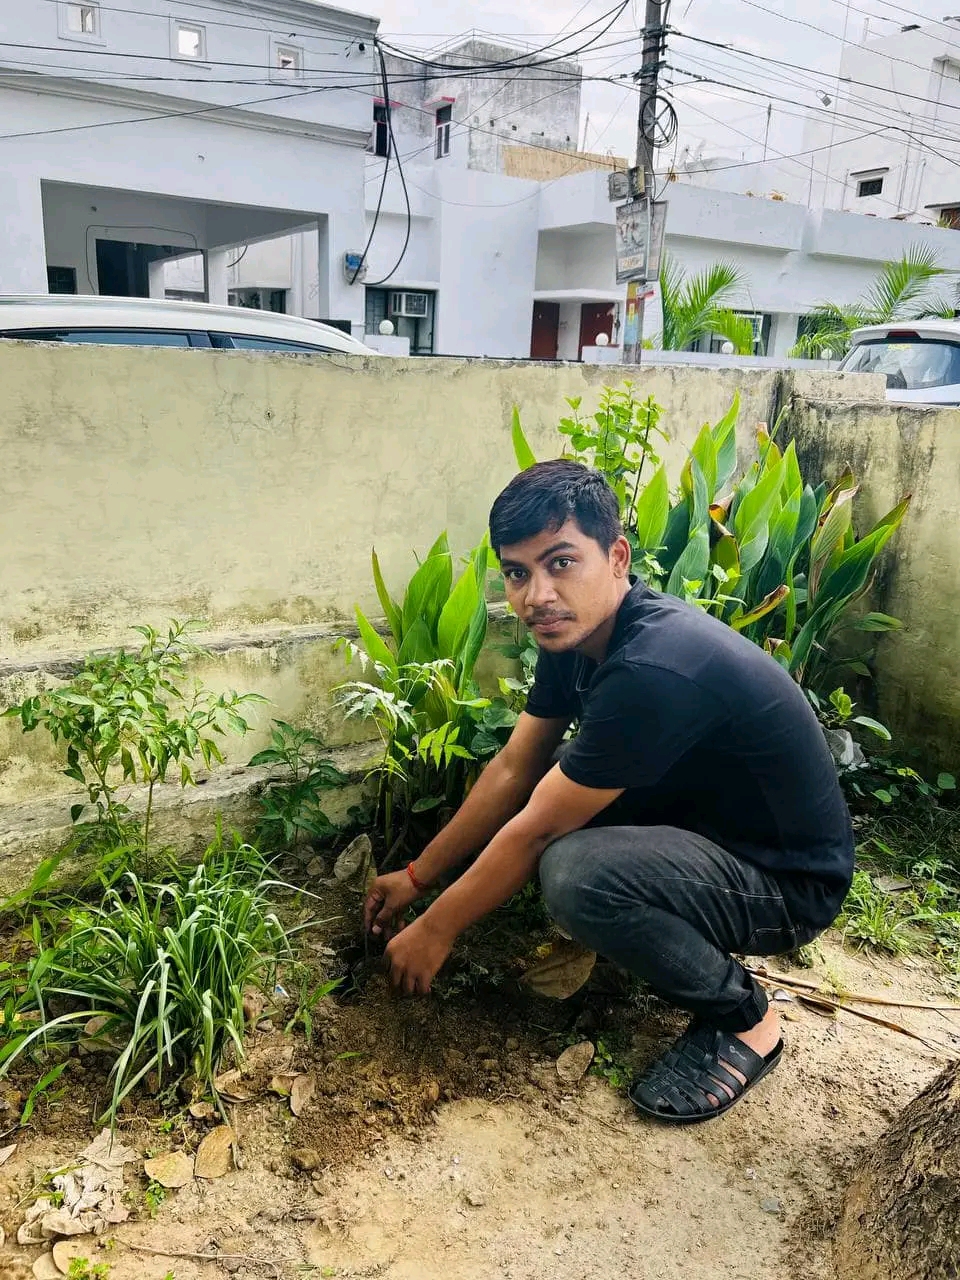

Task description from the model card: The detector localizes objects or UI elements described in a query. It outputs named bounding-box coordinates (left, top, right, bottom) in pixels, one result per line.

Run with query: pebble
left=761, top=1197, right=782, bottom=1215
left=505, top=1038, right=519, bottom=1051
left=291, top=1148, right=321, bottom=1172
left=465, top=1190, right=485, bottom=1207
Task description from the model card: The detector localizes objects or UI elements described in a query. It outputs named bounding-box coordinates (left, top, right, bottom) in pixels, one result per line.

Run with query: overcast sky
left=351, top=0, right=958, bottom=171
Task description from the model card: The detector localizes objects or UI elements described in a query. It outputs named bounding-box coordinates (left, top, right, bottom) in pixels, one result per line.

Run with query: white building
left=0, top=0, right=378, bottom=329
left=6, top=8, right=960, bottom=360
left=675, top=17, right=960, bottom=225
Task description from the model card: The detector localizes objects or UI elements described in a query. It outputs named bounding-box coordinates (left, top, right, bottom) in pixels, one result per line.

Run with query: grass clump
left=0, top=835, right=290, bottom=1122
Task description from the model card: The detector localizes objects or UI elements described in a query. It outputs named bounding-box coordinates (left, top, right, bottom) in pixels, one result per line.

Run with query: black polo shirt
left=525, top=580, right=855, bottom=928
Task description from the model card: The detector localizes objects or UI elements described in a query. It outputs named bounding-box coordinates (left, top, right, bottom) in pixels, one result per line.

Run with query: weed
left=837, top=869, right=914, bottom=954
left=590, top=1037, right=631, bottom=1090
left=0, top=833, right=290, bottom=1122
left=19, top=1060, right=69, bottom=1124
left=67, top=1260, right=111, bottom=1280
left=144, top=1179, right=167, bottom=1217
left=283, top=971, right=342, bottom=1043
left=249, top=721, right=346, bottom=850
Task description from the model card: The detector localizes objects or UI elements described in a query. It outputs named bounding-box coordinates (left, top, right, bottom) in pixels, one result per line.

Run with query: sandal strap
left=630, top=1024, right=773, bottom=1120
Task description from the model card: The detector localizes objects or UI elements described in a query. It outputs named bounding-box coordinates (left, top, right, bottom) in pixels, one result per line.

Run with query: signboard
left=615, top=198, right=667, bottom=283
left=622, top=279, right=656, bottom=349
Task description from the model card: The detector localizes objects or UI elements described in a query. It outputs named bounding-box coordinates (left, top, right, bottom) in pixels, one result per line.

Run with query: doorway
left=95, top=239, right=180, bottom=297
left=578, top=303, right=616, bottom=359
left=530, top=301, right=560, bottom=360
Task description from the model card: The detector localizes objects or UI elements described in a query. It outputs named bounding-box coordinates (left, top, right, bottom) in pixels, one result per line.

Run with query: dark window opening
left=436, top=104, right=452, bottom=159
left=47, top=266, right=77, bottom=294
left=365, top=286, right=435, bottom=354
left=373, top=103, right=390, bottom=158
left=857, top=175, right=884, bottom=198
left=228, top=288, right=286, bottom=313
left=938, top=205, right=960, bottom=229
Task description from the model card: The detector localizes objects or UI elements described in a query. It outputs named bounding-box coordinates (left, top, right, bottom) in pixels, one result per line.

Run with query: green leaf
left=437, top=560, right=480, bottom=665
left=711, top=394, right=740, bottom=492
left=633, top=465, right=670, bottom=553
left=730, top=585, right=790, bottom=632
left=938, top=772, right=957, bottom=791
left=397, top=617, right=436, bottom=665
left=666, top=524, right=710, bottom=598
left=733, top=451, right=785, bottom=573
left=401, top=547, right=453, bottom=641
left=411, top=795, right=444, bottom=813
left=354, top=605, right=398, bottom=675
left=873, top=789, right=893, bottom=805
left=854, top=612, right=903, bottom=632
left=70, top=803, right=85, bottom=822
left=851, top=715, right=892, bottom=740
left=511, top=406, right=537, bottom=471
left=372, top=550, right=403, bottom=645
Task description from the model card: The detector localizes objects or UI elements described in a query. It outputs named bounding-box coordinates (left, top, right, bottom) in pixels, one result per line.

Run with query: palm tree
left=790, top=246, right=954, bottom=359
left=658, top=254, right=756, bottom=354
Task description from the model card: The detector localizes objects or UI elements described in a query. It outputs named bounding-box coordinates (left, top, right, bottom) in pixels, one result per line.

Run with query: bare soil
left=1, top=914, right=958, bottom=1280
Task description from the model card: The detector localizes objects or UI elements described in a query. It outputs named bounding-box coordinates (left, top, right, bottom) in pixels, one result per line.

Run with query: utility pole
left=622, top=0, right=668, bottom=365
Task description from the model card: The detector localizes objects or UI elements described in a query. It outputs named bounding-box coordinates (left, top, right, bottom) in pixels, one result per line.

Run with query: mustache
left=527, top=611, right=576, bottom=624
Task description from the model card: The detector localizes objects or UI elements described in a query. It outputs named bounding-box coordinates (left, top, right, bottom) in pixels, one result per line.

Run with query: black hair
left=488, top=460, right=622, bottom=558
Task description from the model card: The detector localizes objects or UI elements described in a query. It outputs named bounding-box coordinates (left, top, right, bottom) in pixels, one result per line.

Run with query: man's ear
left=611, top=535, right=632, bottom=577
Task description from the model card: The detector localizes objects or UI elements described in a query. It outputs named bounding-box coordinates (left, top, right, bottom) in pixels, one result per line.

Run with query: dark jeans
left=539, top=825, right=823, bottom=1033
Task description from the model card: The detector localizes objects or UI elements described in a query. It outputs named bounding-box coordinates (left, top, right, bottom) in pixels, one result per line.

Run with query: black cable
left=364, top=45, right=412, bottom=289
left=347, top=48, right=392, bottom=286
left=225, top=244, right=248, bottom=270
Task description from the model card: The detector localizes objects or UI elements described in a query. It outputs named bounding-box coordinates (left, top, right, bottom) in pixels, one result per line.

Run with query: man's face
left=498, top=519, right=630, bottom=653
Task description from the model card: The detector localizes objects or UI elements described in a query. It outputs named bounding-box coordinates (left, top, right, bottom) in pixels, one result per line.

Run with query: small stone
left=189, top=1101, right=216, bottom=1121
left=32, top=1254, right=61, bottom=1280
left=505, top=1038, right=519, bottom=1052
left=465, top=1190, right=485, bottom=1207
left=305, top=857, right=326, bottom=878
left=291, top=1148, right=321, bottom=1172
left=474, top=1045, right=494, bottom=1058
left=384, top=1167, right=395, bottom=1180
left=481, top=1059, right=499, bottom=1073
left=761, top=1197, right=782, bottom=1215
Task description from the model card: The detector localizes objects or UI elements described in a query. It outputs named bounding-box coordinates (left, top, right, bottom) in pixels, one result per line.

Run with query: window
left=840, top=336, right=960, bottom=390
left=366, top=287, right=436, bottom=354
left=938, top=206, right=960, bottom=229
left=273, top=42, right=303, bottom=77
left=854, top=171, right=886, bottom=198
left=47, top=266, right=77, bottom=295
left=435, top=104, right=452, bottom=159
left=60, top=2, right=100, bottom=39
left=0, top=329, right=207, bottom=347
left=228, top=288, right=287, bottom=314
left=373, top=103, right=390, bottom=158
left=175, top=23, right=205, bottom=60
left=210, top=334, right=334, bottom=353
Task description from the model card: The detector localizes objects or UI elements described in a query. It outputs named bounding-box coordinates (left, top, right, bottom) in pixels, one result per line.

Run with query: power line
left=362, top=45, right=412, bottom=288
left=30, top=0, right=371, bottom=44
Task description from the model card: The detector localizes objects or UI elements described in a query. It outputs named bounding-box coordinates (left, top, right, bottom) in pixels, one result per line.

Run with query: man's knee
left=539, top=832, right=596, bottom=931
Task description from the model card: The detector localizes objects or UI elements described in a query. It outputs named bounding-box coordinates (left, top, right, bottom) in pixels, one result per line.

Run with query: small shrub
left=3, top=621, right=264, bottom=884
left=249, top=720, right=346, bottom=849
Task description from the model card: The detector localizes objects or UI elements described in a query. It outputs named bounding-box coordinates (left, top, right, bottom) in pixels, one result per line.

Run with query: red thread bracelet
left=406, top=862, right=428, bottom=892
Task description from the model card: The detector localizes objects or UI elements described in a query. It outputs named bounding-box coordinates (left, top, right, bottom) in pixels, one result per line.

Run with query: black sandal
left=628, top=1024, right=783, bottom=1125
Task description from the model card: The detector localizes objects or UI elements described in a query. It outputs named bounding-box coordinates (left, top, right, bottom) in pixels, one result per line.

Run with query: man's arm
left=383, top=764, right=623, bottom=993
left=364, top=711, right=569, bottom=935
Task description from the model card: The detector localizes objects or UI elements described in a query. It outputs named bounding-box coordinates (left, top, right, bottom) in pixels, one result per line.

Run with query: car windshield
left=840, top=337, right=960, bottom=390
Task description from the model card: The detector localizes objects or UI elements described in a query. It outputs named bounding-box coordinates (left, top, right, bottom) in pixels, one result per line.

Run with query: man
left=364, top=460, right=854, bottom=1124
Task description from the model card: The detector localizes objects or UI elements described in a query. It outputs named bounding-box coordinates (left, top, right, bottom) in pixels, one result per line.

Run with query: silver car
left=839, top=320, right=960, bottom=405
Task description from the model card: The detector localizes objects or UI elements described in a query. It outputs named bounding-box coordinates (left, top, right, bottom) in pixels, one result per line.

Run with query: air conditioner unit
left=389, top=291, right=429, bottom=318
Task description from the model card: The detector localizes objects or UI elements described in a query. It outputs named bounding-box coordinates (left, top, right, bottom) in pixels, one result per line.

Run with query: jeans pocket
left=746, top=920, right=822, bottom=955
left=744, top=925, right=798, bottom=956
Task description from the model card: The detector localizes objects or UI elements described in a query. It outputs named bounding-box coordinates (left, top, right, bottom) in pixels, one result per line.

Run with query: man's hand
left=364, top=870, right=422, bottom=937
left=384, top=916, right=453, bottom=995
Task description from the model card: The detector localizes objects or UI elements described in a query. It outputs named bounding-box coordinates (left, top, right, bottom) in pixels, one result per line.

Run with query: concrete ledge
left=0, top=739, right=378, bottom=897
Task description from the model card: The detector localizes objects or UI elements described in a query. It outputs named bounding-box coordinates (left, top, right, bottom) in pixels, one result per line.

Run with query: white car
left=839, top=320, right=960, bottom=405
left=0, top=294, right=377, bottom=356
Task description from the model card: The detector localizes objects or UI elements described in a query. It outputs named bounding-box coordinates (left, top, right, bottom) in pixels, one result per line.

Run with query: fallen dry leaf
left=143, top=1150, right=194, bottom=1189
left=194, top=1125, right=235, bottom=1179
left=269, top=1073, right=298, bottom=1097
left=521, top=941, right=597, bottom=999
left=214, top=1069, right=255, bottom=1103
left=52, top=1239, right=97, bottom=1275
left=290, top=1073, right=316, bottom=1117
left=556, top=1041, right=595, bottom=1085
left=0, top=1142, right=17, bottom=1166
